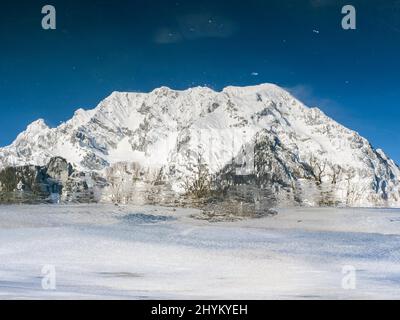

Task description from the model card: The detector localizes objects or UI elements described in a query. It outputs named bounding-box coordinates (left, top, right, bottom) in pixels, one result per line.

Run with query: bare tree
left=183, top=153, right=211, bottom=199
left=344, top=168, right=357, bottom=206
left=330, top=164, right=343, bottom=184
left=105, top=162, right=140, bottom=204
left=309, top=155, right=327, bottom=185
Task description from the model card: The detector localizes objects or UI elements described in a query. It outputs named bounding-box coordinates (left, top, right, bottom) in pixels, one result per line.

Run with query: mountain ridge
left=1, top=83, right=399, bottom=207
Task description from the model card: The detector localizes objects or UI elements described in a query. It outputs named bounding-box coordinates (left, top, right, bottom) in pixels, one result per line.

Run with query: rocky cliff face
left=0, top=157, right=65, bottom=203
left=0, top=157, right=103, bottom=204
left=0, top=84, right=399, bottom=207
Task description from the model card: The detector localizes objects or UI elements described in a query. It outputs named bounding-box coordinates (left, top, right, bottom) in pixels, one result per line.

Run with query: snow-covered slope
left=1, top=83, right=399, bottom=207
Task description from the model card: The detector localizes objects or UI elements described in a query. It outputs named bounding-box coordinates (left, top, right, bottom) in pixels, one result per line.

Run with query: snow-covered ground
left=0, top=204, right=400, bottom=299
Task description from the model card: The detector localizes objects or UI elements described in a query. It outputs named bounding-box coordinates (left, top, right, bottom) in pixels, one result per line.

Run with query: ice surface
left=0, top=204, right=400, bottom=299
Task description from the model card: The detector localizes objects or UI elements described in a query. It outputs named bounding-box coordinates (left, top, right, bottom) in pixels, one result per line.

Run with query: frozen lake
left=0, top=204, right=400, bottom=299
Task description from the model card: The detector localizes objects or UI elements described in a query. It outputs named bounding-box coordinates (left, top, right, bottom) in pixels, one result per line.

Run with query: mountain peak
left=223, top=82, right=280, bottom=91
left=26, top=119, right=49, bottom=132
left=101, top=83, right=288, bottom=101
left=222, top=83, right=293, bottom=102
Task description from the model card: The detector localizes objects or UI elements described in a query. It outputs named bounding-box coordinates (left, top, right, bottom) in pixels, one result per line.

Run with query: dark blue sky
left=1, top=0, right=399, bottom=162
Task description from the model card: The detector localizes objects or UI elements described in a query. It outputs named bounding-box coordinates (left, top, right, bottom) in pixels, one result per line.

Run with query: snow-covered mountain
left=1, top=83, right=399, bottom=207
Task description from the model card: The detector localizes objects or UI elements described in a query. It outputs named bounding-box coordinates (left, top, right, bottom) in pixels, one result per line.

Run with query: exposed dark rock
left=0, top=157, right=103, bottom=204
left=0, top=163, right=60, bottom=203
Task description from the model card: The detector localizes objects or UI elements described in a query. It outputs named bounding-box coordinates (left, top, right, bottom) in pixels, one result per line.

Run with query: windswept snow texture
left=1, top=205, right=400, bottom=299
left=0, top=83, right=399, bottom=207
